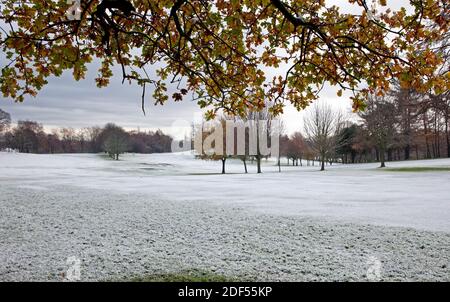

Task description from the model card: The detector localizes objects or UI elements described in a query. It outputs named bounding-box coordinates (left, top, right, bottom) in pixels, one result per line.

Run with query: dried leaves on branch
left=0, top=0, right=449, bottom=116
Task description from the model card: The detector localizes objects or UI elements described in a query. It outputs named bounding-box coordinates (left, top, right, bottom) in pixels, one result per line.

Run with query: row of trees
left=340, top=88, right=450, bottom=168
left=2, top=84, right=448, bottom=170
left=0, top=111, right=173, bottom=160
left=194, top=106, right=276, bottom=174
left=281, top=87, right=450, bottom=170
left=196, top=85, right=449, bottom=174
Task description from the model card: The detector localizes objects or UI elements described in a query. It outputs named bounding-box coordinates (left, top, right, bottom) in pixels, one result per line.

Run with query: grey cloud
left=0, top=61, right=202, bottom=137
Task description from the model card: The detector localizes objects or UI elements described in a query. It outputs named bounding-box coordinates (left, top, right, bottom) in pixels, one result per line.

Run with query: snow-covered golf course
left=0, top=152, right=449, bottom=281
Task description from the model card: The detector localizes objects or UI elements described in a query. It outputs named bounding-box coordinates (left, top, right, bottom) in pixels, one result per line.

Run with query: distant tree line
left=195, top=85, right=450, bottom=173
left=2, top=83, right=448, bottom=169
left=0, top=115, right=173, bottom=160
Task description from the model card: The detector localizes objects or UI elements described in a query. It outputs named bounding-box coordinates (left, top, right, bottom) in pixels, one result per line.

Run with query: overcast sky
left=0, top=0, right=408, bottom=139
left=0, top=62, right=356, bottom=139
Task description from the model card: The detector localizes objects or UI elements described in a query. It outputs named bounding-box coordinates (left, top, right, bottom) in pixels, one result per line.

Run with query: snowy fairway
left=0, top=152, right=449, bottom=281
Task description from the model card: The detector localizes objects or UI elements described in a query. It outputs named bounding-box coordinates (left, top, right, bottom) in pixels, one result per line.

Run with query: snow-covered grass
left=0, top=152, right=449, bottom=281
left=385, top=167, right=450, bottom=172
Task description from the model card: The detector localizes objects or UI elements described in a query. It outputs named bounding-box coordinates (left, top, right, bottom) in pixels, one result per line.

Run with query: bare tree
left=390, top=87, right=421, bottom=160
left=11, top=121, right=44, bottom=153
left=304, top=102, right=344, bottom=171
left=0, top=109, right=11, bottom=133
left=196, top=117, right=230, bottom=174
left=246, top=105, right=274, bottom=174
left=427, top=91, right=450, bottom=158
left=444, top=92, right=450, bottom=158
left=286, top=132, right=306, bottom=167
left=336, top=124, right=359, bottom=164
left=359, top=95, right=397, bottom=168
left=275, top=121, right=286, bottom=172
left=59, top=128, right=77, bottom=153
left=229, top=115, right=251, bottom=174
left=0, top=109, right=11, bottom=149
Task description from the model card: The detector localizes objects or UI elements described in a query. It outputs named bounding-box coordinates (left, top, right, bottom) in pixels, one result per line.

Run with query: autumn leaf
left=0, top=0, right=447, bottom=114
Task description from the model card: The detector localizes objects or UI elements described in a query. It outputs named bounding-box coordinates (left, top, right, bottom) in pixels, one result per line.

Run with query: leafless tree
left=0, top=109, right=11, bottom=133
left=85, top=126, right=103, bottom=153
left=246, top=105, right=274, bottom=174
left=196, top=117, right=231, bottom=174
left=304, top=102, right=345, bottom=171
left=359, top=95, right=397, bottom=168
left=226, top=115, right=251, bottom=174
left=389, top=86, right=422, bottom=160
left=286, top=132, right=306, bottom=167
left=275, top=121, right=286, bottom=172
left=0, top=109, right=11, bottom=148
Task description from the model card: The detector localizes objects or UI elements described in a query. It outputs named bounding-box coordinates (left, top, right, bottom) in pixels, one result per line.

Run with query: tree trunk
left=256, top=118, right=262, bottom=174
left=446, top=115, right=450, bottom=158
left=222, top=158, right=226, bottom=174
left=447, top=129, right=450, bottom=158
left=424, top=114, right=431, bottom=159
left=404, top=145, right=410, bottom=161
left=320, top=154, right=325, bottom=171
left=256, top=156, right=262, bottom=173
left=387, top=149, right=393, bottom=162
left=243, top=159, right=248, bottom=174
left=380, top=148, right=386, bottom=168
left=434, top=111, right=440, bottom=158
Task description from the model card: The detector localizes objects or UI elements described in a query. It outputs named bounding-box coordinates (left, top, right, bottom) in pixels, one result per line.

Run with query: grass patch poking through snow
left=126, top=271, right=240, bottom=282
left=385, top=167, right=450, bottom=172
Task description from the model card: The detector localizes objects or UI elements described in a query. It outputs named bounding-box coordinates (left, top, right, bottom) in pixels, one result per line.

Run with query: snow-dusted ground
left=0, top=152, right=449, bottom=281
